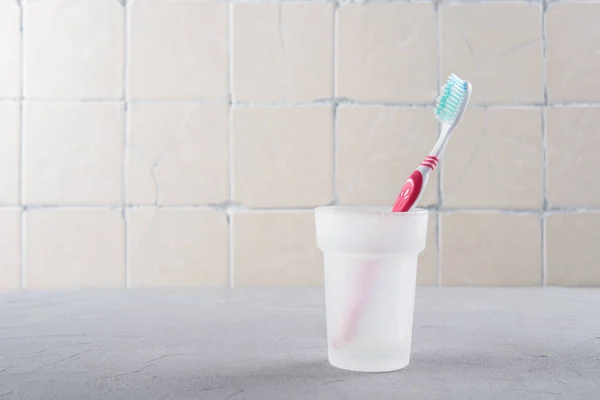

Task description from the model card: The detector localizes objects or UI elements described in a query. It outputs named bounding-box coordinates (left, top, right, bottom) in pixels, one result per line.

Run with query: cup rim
left=314, top=206, right=428, bottom=217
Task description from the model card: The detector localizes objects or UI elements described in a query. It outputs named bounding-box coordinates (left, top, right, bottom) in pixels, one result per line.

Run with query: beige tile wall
left=0, top=0, right=598, bottom=289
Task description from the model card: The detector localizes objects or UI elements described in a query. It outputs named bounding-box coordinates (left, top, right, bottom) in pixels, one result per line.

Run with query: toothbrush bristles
left=435, top=74, right=468, bottom=124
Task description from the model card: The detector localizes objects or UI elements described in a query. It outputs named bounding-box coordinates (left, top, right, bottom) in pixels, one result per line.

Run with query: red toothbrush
left=333, top=74, right=472, bottom=348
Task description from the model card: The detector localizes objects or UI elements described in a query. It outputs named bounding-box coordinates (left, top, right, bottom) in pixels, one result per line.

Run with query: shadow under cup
left=314, top=206, right=429, bottom=372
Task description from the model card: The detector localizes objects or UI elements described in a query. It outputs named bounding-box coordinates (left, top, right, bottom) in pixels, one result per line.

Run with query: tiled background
left=0, top=0, right=599, bottom=289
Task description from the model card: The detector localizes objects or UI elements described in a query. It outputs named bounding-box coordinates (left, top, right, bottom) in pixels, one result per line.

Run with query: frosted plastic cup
left=315, top=206, right=429, bottom=372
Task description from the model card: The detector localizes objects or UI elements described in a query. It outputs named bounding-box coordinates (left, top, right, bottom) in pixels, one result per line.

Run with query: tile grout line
left=435, top=0, right=442, bottom=287
left=5, top=203, right=600, bottom=210
left=222, top=0, right=600, bottom=4
left=541, top=0, right=548, bottom=286
left=19, top=0, right=26, bottom=290
left=332, top=1, right=339, bottom=205
left=227, top=2, right=235, bottom=288
left=3, top=98, right=600, bottom=108
left=0, top=203, right=598, bottom=213
left=123, top=0, right=131, bottom=289
left=541, top=214, right=547, bottom=285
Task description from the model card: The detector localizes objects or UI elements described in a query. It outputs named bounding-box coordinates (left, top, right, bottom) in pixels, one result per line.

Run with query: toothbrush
left=392, top=74, right=472, bottom=212
left=333, top=74, right=472, bottom=349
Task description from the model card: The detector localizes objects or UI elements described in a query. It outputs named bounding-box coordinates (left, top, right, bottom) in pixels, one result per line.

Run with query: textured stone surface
left=440, top=3, right=543, bottom=104
left=233, top=3, right=334, bottom=102
left=0, top=288, right=598, bottom=399
left=337, top=3, right=437, bottom=102
left=233, top=107, right=333, bottom=207
left=441, top=213, right=542, bottom=286
left=23, top=103, right=124, bottom=205
left=0, top=104, right=19, bottom=205
left=25, top=0, right=124, bottom=99
left=336, top=106, right=437, bottom=207
left=442, top=109, right=543, bottom=209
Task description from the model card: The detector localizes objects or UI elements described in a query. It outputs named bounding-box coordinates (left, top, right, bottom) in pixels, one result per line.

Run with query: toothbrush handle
left=333, top=156, right=438, bottom=348
left=332, top=261, right=378, bottom=349
left=391, top=156, right=438, bottom=212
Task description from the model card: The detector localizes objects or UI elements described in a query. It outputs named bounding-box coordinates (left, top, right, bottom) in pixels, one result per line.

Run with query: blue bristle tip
left=435, top=74, right=468, bottom=124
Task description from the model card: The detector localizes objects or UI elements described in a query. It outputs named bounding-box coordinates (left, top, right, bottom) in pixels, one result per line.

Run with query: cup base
left=328, top=351, right=410, bottom=373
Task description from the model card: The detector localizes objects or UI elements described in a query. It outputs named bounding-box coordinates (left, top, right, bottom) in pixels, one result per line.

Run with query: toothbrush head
left=435, top=73, right=471, bottom=125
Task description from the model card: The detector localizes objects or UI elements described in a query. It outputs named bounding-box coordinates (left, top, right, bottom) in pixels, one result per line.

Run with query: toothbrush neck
left=429, top=123, right=452, bottom=159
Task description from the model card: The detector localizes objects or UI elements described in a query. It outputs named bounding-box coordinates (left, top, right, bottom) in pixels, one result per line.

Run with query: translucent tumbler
left=315, top=206, right=429, bottom=372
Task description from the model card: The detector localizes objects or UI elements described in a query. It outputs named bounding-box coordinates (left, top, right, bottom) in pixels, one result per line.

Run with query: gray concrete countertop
left=0, top=288, right=599, bottom=400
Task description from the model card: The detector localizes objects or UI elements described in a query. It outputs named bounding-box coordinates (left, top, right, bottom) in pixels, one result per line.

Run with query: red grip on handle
left=391, top=170, right=423, bottom=212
